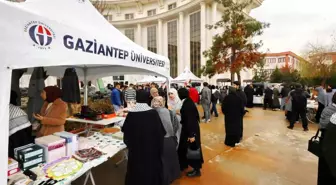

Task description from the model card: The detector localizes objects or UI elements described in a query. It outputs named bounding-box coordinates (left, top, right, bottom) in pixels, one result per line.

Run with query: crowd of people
left=9, top=79, right=336, bottom=184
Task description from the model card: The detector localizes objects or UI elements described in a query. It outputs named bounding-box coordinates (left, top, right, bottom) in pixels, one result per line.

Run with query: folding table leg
left=115, top=150, right=128, bottom=167
left=83, top=170, right=96, bottom=185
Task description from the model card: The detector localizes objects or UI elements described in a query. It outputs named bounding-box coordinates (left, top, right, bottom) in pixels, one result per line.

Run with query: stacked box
left=8, top=158, right=19, bottom=176
left=53, top=131, right=78, bottom=156
left=13, top=144, right=45, bottom=171
left=35, top=135, right=66, bottom=163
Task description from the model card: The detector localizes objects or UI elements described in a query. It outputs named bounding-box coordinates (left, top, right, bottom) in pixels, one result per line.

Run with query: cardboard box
left=16, top=145, right=44, bottom=162
left=53, top=131, right=78, bottom=157
left=35, top=135, right=66, bottom=163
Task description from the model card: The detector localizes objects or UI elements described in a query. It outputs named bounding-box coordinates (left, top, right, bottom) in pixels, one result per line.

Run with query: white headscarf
left=168, top=88, right=182, bottom=111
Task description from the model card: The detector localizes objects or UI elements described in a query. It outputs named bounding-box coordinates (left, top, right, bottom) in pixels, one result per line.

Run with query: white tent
left=0, top=0, right=170, bottom=183
left=171, top=67, right=203, bottom=83
left=137, top=76, right=173, bottom=84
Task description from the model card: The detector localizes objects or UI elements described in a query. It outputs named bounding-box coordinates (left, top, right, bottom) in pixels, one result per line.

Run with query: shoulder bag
left=308, top=129, right=321, bottom=157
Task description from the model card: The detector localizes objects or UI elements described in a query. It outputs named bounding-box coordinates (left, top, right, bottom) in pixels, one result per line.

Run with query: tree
left=270, top=67, right=283, bottom=83
left=302, top=42, right=336, bottom=85
left=201, top=0, right=269, bottom=83
left=252, top=58, right=269, bottom=82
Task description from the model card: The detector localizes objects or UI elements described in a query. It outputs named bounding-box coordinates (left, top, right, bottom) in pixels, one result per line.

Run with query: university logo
left=24, top=21, right=56, bottom=49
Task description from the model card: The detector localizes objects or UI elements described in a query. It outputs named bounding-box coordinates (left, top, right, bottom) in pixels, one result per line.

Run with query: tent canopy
left=171, top=67, right=203, bottom=83
left=0, top=0, right=170, bottom=79
left=137, top=75, right=173, bottom=84
left=0, top=0, right=170, bottom=183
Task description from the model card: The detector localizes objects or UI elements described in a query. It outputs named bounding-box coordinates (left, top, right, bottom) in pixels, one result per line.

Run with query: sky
left=250, top=0, right=336, bottom=56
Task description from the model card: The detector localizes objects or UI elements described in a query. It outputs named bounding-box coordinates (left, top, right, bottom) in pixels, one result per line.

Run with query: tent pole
left=83, top=67, right=88, bottom=105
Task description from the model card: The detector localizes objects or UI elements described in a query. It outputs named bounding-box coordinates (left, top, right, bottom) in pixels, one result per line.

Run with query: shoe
left=215, top=115, right=219, bottom=117
left=287, top=126, right=294, bottom=130
left=186, top=169, right=201, bottom=177
left=202, top=119, right=206, bottom=123
left=207, top=119, right=211, bottom=123
left=303, top=128, right=309, bottom=132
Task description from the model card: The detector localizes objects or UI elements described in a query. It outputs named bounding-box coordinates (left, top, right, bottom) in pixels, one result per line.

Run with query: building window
left=125, top=13, right=134, bottom=20
left=168, top=3, right=177, bottom=10
left=125, top=29, right=135, bottom=41
left=278, top=57, right=285, bottom=63
left=147, top=25, right=157, bottom=53
left=147, top=9, right=156, bottom=16
left=190, top=12, right=201, bottom=76
left=104, top=15, right=112, bottom=21
left=168, top=20, right=178, bottom=77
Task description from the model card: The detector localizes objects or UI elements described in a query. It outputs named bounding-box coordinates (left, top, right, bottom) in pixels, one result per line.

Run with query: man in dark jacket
left=288, top=84, right=310, bottom=131
left=233, top=81, right=246, bottom=140
left=280, top=85, right=290, bottom=110
left=264, top=86, right=273, bottom=110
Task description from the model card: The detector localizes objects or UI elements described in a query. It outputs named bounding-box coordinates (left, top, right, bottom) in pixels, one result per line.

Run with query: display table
left=8, top=132, right=126, bottom=185
left=66, top=117, right=126, bottom=136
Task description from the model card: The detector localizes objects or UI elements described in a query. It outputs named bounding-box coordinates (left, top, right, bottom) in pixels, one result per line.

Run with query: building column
left=137, top=23, right=142, bottom=46
left=200, top=1, right=206, bottom=66
left=158, top=19, right=163, bottom=54
left=211, top=1, right=217, bottom=36
left=178, top=12, right=184, bottom=75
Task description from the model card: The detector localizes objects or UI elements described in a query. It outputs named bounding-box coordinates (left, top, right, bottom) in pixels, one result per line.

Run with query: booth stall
left=0, top=0, right=170, bottom=184
left=171, top=67, right=203, bottom=84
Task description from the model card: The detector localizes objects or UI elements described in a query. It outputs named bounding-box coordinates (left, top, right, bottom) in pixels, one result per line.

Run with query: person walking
left=264, top=86, right=273, bottom=110
left=151, top=96, right=181, bottom=185
left=177, top=88, right=203, bottom=177
left=111, top=83, right=122, bottom=112
left=210, top=85, right=220, bottom=117
left=189, top=84, right=200, bottom=105
left=287, top=84, right=310, bottom=131
left=244, top=84, right=254, bottom=108
left=201, top=82, right=211, bottom=123
left=280, top=84, right=290, bottom=110
left=315, top=85, right=327, bottom=123
left=222, top=87, right=244, bottom=147
left=272, top=85, right=281, bottom=111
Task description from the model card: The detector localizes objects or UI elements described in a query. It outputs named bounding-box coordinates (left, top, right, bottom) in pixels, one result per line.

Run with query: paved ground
left=73, top=107, right=318, bottom=185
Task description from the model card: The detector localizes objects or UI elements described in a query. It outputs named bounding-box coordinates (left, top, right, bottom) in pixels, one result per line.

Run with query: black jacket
left=264, top=88, right=273, bottom=99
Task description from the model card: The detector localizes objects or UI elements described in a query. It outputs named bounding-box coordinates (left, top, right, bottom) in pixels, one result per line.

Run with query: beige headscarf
left=150, top=88, right=159, bottom=97
left=151, top=96, right=165, bottom=108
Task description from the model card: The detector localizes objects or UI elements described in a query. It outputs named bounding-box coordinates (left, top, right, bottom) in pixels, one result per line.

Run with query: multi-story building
left=100, top=0, right=263, bottom=84
left=263, top=51, right=305, bottom=75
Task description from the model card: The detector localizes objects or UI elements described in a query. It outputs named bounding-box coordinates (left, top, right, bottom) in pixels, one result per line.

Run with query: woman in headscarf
left=168, top=88, right=183, bottom=145
left=8, top=91, right=32, bottom=158
left=317, top=113, right=336, bottom=184
left=168, top=88, right=182, bottom=112
left=222, top=87, right=244, bottom=147
left=122, top=90, right=166, bottom=185
left=272, top=85, right=281, bottom=111
left=34, top=86, right=67, bottom=137
left=151, top=96, right=181, bottom=184
left=177, top=88, right=203, bottom=177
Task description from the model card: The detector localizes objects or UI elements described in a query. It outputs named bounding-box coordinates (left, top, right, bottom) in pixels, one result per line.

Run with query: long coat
left=178, top=98, right=204, bottom=170
left=122, top=109, right=166, bottom=185
left=244, top=85, right=254, bottom=108
left=222, top=92, right=245, bottom=147
left=272, top=88, right=281, bottom=109
left=37, top=98, right=67, bottom=137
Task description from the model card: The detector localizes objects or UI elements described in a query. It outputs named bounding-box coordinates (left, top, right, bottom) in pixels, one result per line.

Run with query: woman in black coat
left=318, top=113, right=336, bottom=184
left=177, top=88, right=204, bottom=177
left=222, top=87, right=245, bottom=147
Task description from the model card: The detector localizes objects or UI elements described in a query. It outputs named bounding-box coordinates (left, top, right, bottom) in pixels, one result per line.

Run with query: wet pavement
left=73, top=107, right=318, bottom=185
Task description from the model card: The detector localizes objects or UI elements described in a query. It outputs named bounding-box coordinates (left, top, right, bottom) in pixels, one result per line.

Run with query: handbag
left=308, top=129, right=321, bottom=157
left=186, top=147, right=201, bottom=160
